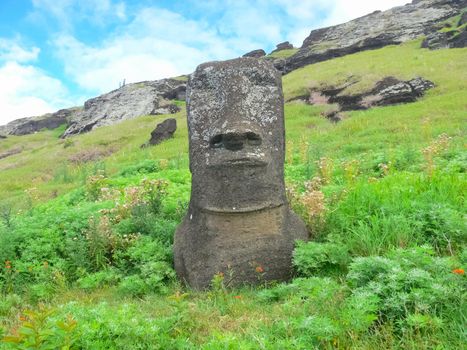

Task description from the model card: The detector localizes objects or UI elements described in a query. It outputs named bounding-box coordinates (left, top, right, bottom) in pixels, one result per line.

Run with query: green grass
left=0, top=40, right=466, bottom=349
left=266, top=48, right=299, bottom=59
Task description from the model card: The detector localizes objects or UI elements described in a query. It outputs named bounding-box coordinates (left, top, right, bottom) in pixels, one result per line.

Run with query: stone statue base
left=174, top=205, right=308, bottom=289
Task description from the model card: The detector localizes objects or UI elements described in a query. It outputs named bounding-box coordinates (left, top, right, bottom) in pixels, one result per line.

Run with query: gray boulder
left=1, top=108, right=77, bottom=136
left=243, top=49, right=266, bottom=58
left=142, top=118, right=177, bottom=148
left=282, top=0, right=465, bottom=73
left=152, top=104, right=181, bottom=115
left=62, top=79, right=186, bottom=137
left=174, top=57, right=308, bottom=289
left=271, top=41, right=293, bottom=53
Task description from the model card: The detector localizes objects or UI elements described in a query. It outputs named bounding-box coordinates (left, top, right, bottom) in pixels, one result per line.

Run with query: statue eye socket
left=210, top=134, right=223, bottom=148
left=246, top=132, right=262, bottom=146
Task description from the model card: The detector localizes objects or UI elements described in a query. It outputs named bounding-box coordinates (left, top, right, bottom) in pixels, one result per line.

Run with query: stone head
left=187, top=58, right=286, bottom=212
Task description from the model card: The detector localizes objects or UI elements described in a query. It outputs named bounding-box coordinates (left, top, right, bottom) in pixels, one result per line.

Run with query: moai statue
left=174, top=57, right=308, bottom=289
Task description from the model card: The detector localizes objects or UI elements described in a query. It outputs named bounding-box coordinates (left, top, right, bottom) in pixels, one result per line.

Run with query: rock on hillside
left=61, top=79, right=186, bottom=138
left=282, top=0, right=466, bottom=73
left=0, top=108, right=79, bottom=136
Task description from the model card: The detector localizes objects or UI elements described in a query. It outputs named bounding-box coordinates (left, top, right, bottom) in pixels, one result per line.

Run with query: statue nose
left=210, top=131, right=262, bottom=151
left=223, top=133, right=245, bottom=151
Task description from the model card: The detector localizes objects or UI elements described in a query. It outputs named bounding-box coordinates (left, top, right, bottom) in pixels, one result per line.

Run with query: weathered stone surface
left=281, top=0, right=465, bottom=73
left=422, top=31, right=452, bottom=49
left=271, top=41, right=294, bottom=53
left=152, top=104, right=181, bottom=115
left=174, top=58, right=308, bottom=289
left=62, top=79, right=186, bottom=137
left=459, top=11, right=467, bottom=26
left=243, top=49, right=266, bottom=58
left=1, top=108, right=77, bottom=136
left=422, top=23, right=467, bottom=50
left=143, top=118, right=177, bottom=147
left=451, top=27, right=467, bottom=47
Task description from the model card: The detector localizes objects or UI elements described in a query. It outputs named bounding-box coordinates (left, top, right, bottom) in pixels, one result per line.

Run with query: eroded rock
left=271, top=41, right=294, bottom=53
left=152, top=104, right=181, bottom=115
left=174, top=58, right=308, bottom=289
left=142, top=118, right=177, bottom=148
left=306, top=76, right=434, bottom=113
left=243, top=49, right=266, bottom=58
left=1, top=108, right=77, bottom=136
left=62, top=79, right=186, bottom=137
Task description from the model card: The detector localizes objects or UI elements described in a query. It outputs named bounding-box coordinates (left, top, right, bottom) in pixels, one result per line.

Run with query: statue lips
left=223, top=157, right=266, bottom=167
left=209, top=154, right=268, bottom=168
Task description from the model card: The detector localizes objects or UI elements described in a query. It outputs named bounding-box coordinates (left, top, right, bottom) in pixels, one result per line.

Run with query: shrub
left=1, top=307, right=78, bottom=350
left=293, top=241, right=350, bottom=277
left=77, top=269, right=121, bottom=290
left=118, top=160, right=160, bottom=177
left=347, top=247, right=465, bottom=325
left=115, top=236, right=175, bottom=296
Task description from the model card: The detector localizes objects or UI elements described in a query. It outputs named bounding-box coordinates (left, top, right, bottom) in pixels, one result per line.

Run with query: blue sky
left=0, top=0, right=408, bottom=125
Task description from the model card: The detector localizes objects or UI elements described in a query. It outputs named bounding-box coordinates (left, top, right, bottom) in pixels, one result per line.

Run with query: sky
left=0, top=0, right=409, bottom=125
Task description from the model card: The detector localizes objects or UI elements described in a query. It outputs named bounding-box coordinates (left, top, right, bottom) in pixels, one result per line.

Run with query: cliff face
left=0, top=108, right=79, bottom=136
left=281, top=0, right=466, bottom=73
left=0, top=78, right=186, bottom=138
left=61, top=79, right=186, bottom=138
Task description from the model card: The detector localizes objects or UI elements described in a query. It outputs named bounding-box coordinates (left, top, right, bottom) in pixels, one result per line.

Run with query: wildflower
left=452, top=268, right=464, bottom=275
left=255, top=266, right=264, bottom=273
left=5, top=260, right=11, bottom=269
left=19, top=315, right=27, bottom=322
left=233, top=295, right=242, bottom=299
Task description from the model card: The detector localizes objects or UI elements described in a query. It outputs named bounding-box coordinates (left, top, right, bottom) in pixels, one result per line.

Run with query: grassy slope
left=0, top=40, right=466, bottom=349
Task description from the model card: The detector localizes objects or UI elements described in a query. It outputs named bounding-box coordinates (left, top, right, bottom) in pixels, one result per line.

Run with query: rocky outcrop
left=61, top=79, right=186, bottom=138
left=142, top=118, right=177, bottom=148
left=271, top=41, right=293, bottom=54
left=281, top=0, right=466, bottom=73
left=422, top=26, right=467, bottom=49
left=305, top=76, right=434, bottom=121
left=459, top=11, right=467, bottom=25
left=152, top=104, right=181, bottom=115
left=1, top=108, right=77, bottom=136
left=243, top=49, right=266, bottom=58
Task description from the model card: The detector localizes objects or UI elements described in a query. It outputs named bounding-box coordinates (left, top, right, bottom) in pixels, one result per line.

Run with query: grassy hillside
left=0, top=40, right=466, bottom=349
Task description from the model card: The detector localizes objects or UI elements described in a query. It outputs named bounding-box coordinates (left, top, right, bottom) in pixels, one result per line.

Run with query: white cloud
left=31, top=0, right=128, bottom=29
left=0, top=39, right=73, bottom=125
left=47, top=0, right=414, bottom=94
left=52, top=7, right=254, bottom=93
left=0, top=38, right=40, bottom=63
